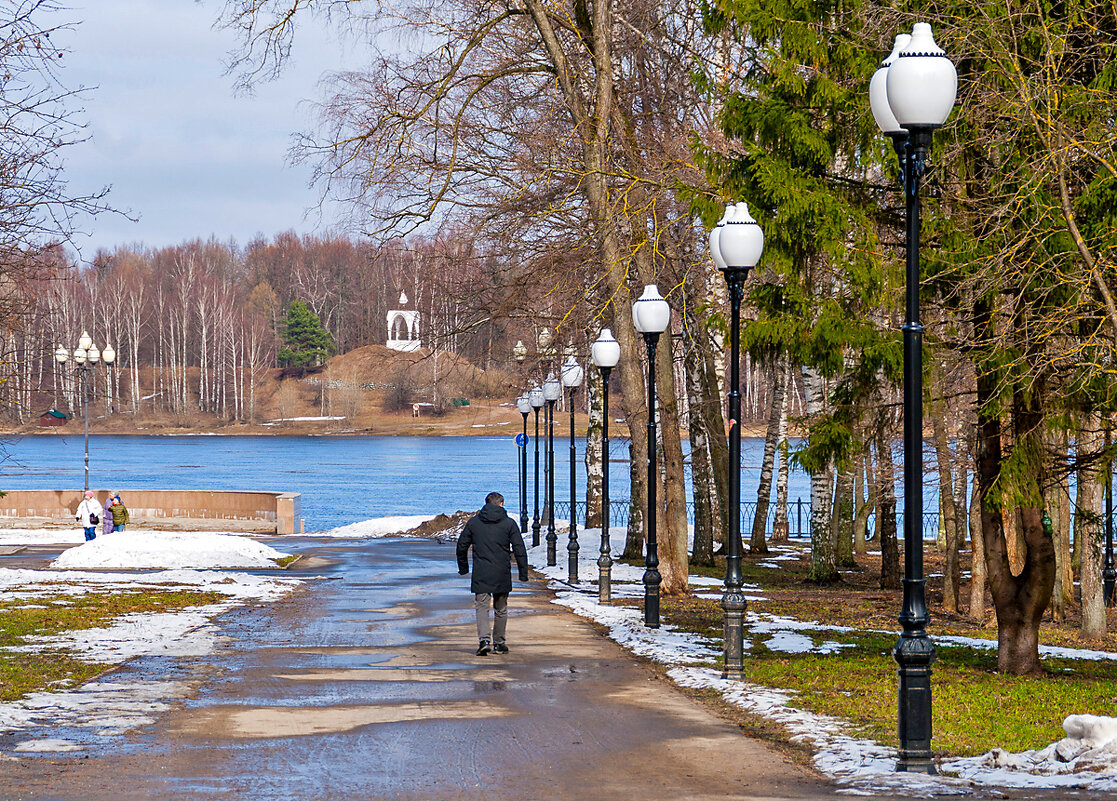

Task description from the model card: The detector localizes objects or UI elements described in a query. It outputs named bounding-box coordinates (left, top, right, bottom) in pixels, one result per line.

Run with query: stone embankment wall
left=0, top=490, right=302, bottom=534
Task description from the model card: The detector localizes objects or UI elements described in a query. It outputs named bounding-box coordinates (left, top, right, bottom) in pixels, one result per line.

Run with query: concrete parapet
left=0, top=489, right=302, bottom=535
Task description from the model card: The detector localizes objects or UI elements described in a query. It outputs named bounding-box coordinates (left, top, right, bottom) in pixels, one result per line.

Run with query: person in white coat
left=75, top=490, right=103, bottom=542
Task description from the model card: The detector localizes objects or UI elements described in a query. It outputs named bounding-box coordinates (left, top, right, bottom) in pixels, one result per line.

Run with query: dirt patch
left=402, top=510, right=473, bottom=542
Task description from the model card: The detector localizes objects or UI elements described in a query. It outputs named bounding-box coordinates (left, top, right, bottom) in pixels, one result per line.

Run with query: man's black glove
left=459, top=570, right=468, bottom=576
left=519, top=572, right=529, bottom=582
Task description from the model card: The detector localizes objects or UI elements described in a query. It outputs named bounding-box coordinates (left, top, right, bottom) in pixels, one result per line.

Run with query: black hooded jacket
left=457, top=503, right=529, bottom=594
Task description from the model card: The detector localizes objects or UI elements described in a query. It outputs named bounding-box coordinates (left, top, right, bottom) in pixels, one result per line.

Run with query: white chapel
left=386, top=291, right=421, bottom=351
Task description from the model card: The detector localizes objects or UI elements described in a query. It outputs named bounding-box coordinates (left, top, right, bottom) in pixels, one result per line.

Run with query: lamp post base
left=894, top=630, right=936, bottom=773
left=644, top=568, right=660, bottom=628
left=568, top=539, right=579, bottom=583
left=598, top=554, right=612, bottom=603
left=721, top=587, right=746, bottom=680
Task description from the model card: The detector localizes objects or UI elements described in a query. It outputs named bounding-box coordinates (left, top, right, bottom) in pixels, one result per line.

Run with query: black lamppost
left=591, top=329, right=621, bottom=603
left=55, top=333, right=116, bottom=492
left=561, top=354, right=584, bottom=583
left=870, top=22, right=957, bottom=774
left=530, top=385, right=545, bottom=547
left=544, top=373, right=562, bottom=566
left=632, top=285, right=671, bottom=628
left=1105, top=425, right=1115, bottom=606
left=709, top=202, right=764, bottom=681
left=517, top=393, right=532, bottom=534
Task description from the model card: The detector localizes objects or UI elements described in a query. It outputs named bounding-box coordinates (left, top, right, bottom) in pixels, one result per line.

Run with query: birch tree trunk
left=803, top=365, right=837, bottom=582
left=772, top=363, right=791, bottom=543
left=853, top=450, right=872, bottom=555
left=750, top=356, right=787, bottom=554
left=584, top=362, right=604, bottom=529
left=684, top=331, right=714, bottom=566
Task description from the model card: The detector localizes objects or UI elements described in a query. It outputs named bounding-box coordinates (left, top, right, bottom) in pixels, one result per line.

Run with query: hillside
left=14, top=345, right=577, bottom=437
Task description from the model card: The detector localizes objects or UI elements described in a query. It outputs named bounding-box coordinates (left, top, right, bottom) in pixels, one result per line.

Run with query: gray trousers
left=474, top=592, right=508, bottom=644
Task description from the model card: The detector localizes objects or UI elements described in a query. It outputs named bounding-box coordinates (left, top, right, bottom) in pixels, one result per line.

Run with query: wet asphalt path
left=2, top=537, right=1086, bottom=801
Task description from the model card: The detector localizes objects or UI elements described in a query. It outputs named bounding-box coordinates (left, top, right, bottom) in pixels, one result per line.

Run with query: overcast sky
left=58, top=1, right=354, bottom=257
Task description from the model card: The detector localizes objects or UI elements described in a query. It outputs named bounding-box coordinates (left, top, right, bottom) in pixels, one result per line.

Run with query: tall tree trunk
left=876, top=429, right=901, bottom=590
left=833, top=465, right=855, bottom=567
left=1079, top=414, right=1106, bottom=639
left=969, top=480, right=986, bottom=622
left=1049, top=426, right=1071, bottom=622
left=772, top=362, right=791, bottom=543
left=750, top=356, right=787, bottom=554
left=853, top=449, right=872, bottom=555
left=655, top=331, right=690, bottom=596
left=584, top=364, right=604, bottom=529
left=930, top=364, right=960, bottom=613
left=975, top=345, right=1055, bottom=674
left=803, top=365, right=837, bottom=582
left=684, top=330, right=714, bottom=566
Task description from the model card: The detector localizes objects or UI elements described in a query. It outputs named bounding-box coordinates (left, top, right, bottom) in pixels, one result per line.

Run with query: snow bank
left=0, top=528, right=86, bottom=546
left=321, top=514, right=439, bottom=539
left=942, top=716, right=1117, bottom=791
left=49, top=531, right=291, bottom=570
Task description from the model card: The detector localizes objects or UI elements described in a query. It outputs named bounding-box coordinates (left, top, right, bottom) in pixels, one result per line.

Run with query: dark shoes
left=477, top=642, right=509, bottom=655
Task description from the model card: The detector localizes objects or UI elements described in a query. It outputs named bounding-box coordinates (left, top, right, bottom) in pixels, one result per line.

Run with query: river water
left=0, top=434, right=835, bottom=531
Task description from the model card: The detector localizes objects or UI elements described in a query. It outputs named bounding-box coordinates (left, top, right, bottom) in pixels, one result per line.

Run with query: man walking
left=457, top=492, right=529, bottom=656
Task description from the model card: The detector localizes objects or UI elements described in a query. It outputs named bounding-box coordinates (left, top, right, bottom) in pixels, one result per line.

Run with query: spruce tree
left=697, top=0, right=893, bottom=583
left=278, top=300, right=335, bottom=369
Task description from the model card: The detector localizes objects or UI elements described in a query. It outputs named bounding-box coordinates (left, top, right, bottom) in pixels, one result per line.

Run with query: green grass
left=0, top=588, right=225, bottom=702
left=663, top=594, right=1117, bottom=757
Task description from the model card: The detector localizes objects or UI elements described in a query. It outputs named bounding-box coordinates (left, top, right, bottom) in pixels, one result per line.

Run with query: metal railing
left=551, top=498, right=942, bottom=540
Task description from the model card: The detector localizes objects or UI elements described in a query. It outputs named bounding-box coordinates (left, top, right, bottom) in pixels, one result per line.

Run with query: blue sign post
left=515, top=433, right=526, bottom=448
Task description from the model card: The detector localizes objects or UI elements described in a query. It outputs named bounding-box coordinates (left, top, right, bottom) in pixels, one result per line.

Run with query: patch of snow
left=0, top=679, right=193, bottom=738
left=49, top=531, right=291, bottom=570
left=0, top=566, right=301, bottom=603
left=937, top=633, right=1117, bottom=662
left=0, top=529, right=85, bottom=546
left=764, top=631, right=814, bottom=653
left=12, top=607, right=227, bottom=664
left=268, top=416, right=346, bottom=422
left=322, top=515, right=440, bottom=539
left=942, top=715, right=1117, bottom=791
left=13, top=738, right=84, bottom=752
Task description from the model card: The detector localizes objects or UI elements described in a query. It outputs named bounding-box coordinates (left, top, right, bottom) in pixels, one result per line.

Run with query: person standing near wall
left=75, top=490, right=102, bottom=542
left=457, top=492, right=529, bottom=655
left=111, top=493, right=130, bottom=532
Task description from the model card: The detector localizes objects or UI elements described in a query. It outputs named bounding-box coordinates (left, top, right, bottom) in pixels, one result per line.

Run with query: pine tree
left=278, top=301, right=335, bottom=369
left=698, top=0, right=894, bottom=583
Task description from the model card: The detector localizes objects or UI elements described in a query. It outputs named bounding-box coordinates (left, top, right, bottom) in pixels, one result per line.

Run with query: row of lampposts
left=506, top=20, right=954, bottom=775
left=54, top=332, right=116, bottom=492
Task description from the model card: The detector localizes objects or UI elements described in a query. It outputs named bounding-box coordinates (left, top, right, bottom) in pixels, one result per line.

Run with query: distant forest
left=0, top=229, right=799, bottom=427
left=0, top=231, right=540, bottom=424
